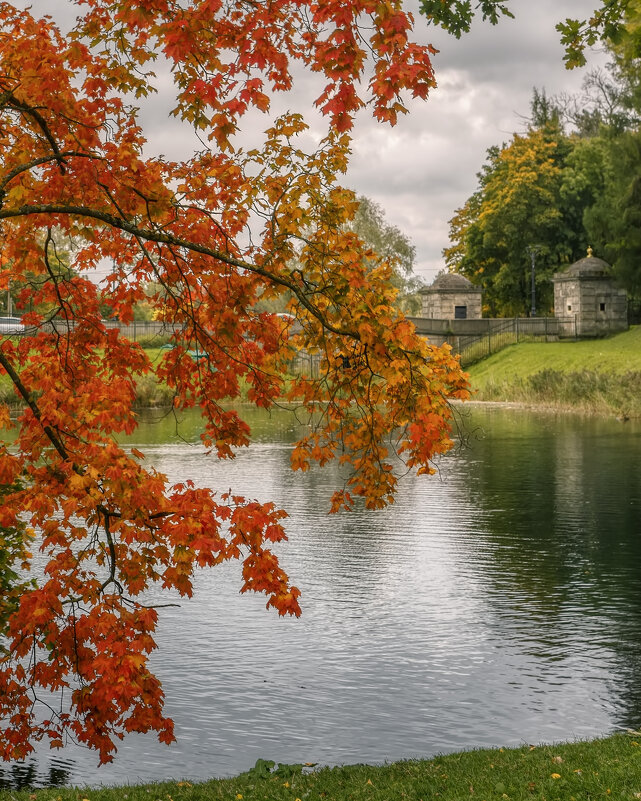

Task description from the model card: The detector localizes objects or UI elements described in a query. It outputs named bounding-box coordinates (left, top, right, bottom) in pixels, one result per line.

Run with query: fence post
left=516, top=317, right=519, bottom=343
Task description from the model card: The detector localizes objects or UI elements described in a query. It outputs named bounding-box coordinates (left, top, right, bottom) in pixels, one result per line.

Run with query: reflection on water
left=0, top=759, right=73, bottom=790
left=4, top=405, right=641, bottom=788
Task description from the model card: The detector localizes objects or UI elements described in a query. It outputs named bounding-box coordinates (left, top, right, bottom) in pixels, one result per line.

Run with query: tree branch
left=0, top=351, right=70, bottom=463
left=6, top=97, right=68, bottom=173
left=0, top=152, right=102, bottom=194
left=0, top=203, right=359, bottom=339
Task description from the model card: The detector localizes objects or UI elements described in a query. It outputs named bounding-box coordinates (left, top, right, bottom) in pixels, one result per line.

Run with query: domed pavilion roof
left=425, top=272, right=481, bottom=292
left=555, top=247, right=611, bottom=281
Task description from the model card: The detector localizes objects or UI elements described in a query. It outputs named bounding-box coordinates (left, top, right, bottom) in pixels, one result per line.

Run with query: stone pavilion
left=552, top=248, right=627, bottom=337
left=420, top=272, right=483, bottom=319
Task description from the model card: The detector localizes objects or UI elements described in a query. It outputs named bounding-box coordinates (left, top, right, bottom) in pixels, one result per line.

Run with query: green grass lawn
left=468, top=326, right=641, bottom=388
left=2, top=733, right=640, bottom=801
left=465, top=327, right=641, bottom=416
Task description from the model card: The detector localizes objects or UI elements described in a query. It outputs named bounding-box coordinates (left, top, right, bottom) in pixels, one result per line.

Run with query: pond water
left=2, top=405, right=641, bottom=789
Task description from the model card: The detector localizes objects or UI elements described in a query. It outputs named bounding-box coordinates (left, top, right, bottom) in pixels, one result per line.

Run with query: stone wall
left=409, top=316, right=558, bottom=338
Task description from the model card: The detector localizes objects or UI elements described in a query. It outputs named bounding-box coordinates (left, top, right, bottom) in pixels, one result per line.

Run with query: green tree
left=579, top=132, right=641, bottom=296
left=445, top=121, right=581, bottom=315
left=350, top=197, right=425, bottom=314
left=553, top=66, right=638, bottom=137
left=255, top=196, right=425, bottom=315
left=602, top=0, right=641, bottom=113
left=558, top=136, right=607, bottom=251
left=612, top=166, right=641, bottom=296
left=529, top=87, right=563, bottom=129
left=574, top=0, right=641, bottom=297
left=417, top=0, right=514, bottom=39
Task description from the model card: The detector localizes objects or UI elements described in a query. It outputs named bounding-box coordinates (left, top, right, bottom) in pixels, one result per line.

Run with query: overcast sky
left=25, top=1, right=610, bottom=284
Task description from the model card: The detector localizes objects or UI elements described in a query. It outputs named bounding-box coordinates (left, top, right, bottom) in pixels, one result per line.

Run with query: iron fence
left=407, top=316, right=577, bottom=366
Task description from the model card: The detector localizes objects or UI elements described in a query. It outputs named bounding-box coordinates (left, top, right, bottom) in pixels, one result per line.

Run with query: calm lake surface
left=3, top=405, right=641, bottom=789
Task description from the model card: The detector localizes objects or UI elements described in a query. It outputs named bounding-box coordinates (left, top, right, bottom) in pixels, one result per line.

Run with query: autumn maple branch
left=0, top=203, right=359, bottom=339
left=99, top=512, right=123, bottom=595
left=0, top=152, right=101, bottom=197
left=4, top=95, right=69, bottom=173
left=0, top=351, right=70, bottom=463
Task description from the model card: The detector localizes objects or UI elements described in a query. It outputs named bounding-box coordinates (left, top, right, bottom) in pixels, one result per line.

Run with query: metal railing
left=407, top=316, right=572, bottom=366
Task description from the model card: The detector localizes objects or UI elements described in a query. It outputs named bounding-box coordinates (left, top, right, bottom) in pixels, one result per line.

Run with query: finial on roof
left=587, top=245, right=593, bottom=257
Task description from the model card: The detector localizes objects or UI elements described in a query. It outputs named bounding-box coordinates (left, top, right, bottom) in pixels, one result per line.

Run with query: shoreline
left=455, top=396, right=636, bottom=419
left=2, top=732, right=638, bottom=799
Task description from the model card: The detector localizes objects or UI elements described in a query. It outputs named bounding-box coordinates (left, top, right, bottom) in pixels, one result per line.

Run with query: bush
left=133, top=374, right=175, bottom=407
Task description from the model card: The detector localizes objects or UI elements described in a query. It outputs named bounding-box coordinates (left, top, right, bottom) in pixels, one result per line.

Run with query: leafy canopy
left=0, top=0, right=468, bottom=765
left=350, top=196, right=425, bottom=315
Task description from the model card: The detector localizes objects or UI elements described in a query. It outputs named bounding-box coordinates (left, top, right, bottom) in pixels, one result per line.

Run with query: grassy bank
left=2, top=733, right=640, bottom=801
left=466, top=326, right=641, bottom=417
